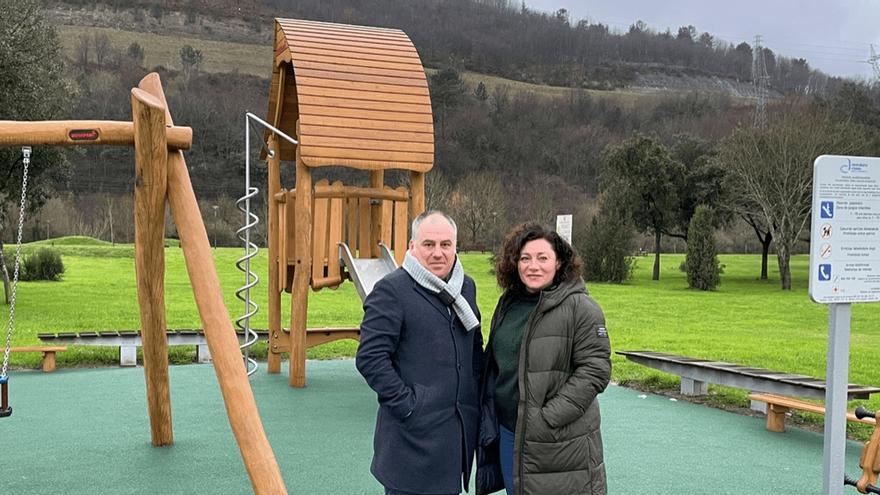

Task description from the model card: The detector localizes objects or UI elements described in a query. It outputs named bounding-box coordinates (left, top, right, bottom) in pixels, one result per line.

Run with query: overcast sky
left=525, top=0, right=880, bottom=81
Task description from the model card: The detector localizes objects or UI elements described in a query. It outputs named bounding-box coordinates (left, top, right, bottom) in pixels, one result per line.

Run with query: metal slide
left=339, top=243, right=398, bottom=302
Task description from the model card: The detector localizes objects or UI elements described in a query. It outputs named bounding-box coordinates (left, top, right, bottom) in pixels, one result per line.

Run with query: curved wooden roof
left=267, top=18, right=434, bottom=172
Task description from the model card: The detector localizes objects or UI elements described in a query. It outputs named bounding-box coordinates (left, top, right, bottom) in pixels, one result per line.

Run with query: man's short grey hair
left=410, top=210, right=457, bottom=243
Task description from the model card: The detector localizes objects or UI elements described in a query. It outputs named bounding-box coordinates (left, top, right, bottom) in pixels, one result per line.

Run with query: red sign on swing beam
left=68, top=129, right=100, bottom=141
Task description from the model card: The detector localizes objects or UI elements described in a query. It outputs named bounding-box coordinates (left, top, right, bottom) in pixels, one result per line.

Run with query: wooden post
left=41, top=350, right=57, bottom=373
left=767, top=404, right=789, bottom=433
left=369, top=171, right=384, bottom=257
left=289, top=145, right=312, bottom=388
left=409, top=171, right=426, bottom=221
left=131, top=87, right=172, bottom=447
left=268, top=67, right=288, bottom=374
left=267, top=135, right=282, bottom=374
left=138, top=73, right=287, bottom=494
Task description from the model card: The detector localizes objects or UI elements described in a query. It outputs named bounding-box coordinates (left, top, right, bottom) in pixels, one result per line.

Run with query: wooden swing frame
left=0, top=74, right=286, bottom=494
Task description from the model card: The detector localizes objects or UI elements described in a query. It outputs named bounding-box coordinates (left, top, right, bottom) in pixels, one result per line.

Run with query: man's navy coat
left=356, top=267, right=483, bottom=494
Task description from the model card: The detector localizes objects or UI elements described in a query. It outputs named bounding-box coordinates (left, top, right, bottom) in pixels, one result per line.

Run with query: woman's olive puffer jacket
left=477, top=278, right=611, bottom=495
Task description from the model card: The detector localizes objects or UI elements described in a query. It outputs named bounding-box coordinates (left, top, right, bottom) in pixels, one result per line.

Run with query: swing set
left=0, top=74, right=286, bottom=494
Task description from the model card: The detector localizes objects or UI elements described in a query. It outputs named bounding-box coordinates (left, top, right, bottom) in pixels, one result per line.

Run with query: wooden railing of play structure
left=274, top=179, right=410, bottom=292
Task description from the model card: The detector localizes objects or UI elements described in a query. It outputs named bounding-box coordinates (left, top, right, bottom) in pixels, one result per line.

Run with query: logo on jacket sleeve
left=597, top=325, right=608, bottom=338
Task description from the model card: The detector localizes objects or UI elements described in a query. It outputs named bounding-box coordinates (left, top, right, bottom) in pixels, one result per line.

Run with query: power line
left=572, top=17, right=875, bottom=78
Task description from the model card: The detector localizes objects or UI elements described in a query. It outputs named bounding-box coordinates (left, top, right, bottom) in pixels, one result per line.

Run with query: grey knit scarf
left=402, top=251, right=480, bottom=332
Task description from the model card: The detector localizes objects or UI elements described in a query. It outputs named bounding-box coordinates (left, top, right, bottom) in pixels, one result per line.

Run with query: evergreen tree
left=685, top=205, right=721, bottom=290
left=0, top=0, right=72, bottom=301
left=429, top=67, right=466, bottom=139
left=577, top=207, right=636, bottom=283
left=0, top=0, right=72, bottom=225
left=602, top=135, right=683, bottom=280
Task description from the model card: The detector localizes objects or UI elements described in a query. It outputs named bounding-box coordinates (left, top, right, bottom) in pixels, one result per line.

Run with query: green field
left=5, top=239, right=880, bottom=433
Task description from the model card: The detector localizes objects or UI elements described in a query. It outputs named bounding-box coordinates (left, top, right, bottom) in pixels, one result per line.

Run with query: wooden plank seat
left=38, top=330, right=271, bottom=366
left=616, top=350, right=880, bottom=404
left=9, top=346, right=67, bottom=372
left=749, top=393, right=877, bottom=432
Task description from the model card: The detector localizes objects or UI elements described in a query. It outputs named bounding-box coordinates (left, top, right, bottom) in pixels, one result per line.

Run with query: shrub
left=685, top=205, right=721, bottom=290
left=20, top=248, right=65, bottom=281
left=577, top=209, right=636, bottom=283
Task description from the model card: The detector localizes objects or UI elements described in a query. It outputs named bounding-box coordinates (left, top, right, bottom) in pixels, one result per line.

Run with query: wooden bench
left=749, top=393, right=877, bottom=432
left=616, top=351, right=880, bottom=405
left=38, top=328, right=360, bottom=366
left=9, top=346, right=67, bottom=372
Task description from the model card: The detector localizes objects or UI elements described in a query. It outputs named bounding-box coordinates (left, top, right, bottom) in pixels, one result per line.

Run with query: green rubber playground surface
left=0, top=360, right=867, bottom=494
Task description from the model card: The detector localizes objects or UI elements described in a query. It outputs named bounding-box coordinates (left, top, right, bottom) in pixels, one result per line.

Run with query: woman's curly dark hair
left=495, top=222, right=583, bottom=291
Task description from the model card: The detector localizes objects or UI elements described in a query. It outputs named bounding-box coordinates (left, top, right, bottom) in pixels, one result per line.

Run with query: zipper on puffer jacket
left=515, top=291, right=543, bottom=495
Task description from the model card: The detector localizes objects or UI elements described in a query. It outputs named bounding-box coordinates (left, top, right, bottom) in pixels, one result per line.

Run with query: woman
left=477, top=223, right=611, bottom=495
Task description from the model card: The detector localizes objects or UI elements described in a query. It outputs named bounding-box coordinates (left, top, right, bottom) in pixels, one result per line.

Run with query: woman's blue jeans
left=499, top=424, right=515, bottom=495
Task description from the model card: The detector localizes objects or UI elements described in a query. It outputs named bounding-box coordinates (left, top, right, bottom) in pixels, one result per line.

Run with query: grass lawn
left=5, top=240, right=880, bottom=434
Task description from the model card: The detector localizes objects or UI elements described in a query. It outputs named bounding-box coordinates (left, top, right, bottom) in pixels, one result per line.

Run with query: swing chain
left=1, top=146, right=30, bottom=378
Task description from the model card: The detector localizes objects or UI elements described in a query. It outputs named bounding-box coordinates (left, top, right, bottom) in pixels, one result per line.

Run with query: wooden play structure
left=0, top=74, right=286, bottom=494
left=263, top=18, right=435, bottom=387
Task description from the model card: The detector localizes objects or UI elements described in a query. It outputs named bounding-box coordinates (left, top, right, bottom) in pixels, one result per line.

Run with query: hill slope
left=48, top=1, right=777, bottom=100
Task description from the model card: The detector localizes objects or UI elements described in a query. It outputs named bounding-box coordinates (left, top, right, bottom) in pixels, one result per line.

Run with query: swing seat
left=0, top=375, right=10, bottom=418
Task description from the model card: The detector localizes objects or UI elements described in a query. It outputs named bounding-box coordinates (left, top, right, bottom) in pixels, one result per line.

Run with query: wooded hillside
left=1, top=0, right=877, bottom=260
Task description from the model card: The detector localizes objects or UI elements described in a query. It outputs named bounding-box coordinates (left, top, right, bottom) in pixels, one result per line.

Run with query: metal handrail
left=235, top=113, right=298, bottom=376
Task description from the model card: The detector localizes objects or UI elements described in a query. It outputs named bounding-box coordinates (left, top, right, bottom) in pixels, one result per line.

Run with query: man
left=356, top=210, right=482, bottom=495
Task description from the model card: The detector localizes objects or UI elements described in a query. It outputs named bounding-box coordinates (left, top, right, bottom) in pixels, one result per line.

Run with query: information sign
left=809, top=155, right=880, bottom=303
left=556, top=214, right=572, bottom=244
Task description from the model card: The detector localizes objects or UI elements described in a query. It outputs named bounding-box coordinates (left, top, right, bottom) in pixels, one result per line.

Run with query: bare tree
left=75, top=33, right=90, bottom=72
left=93, top=32, right=111, bottom=69
left=723, top=172, right=774, bottom=280
left=742, top=213, right=773, bottom=280
left=107, top=196, right=115, bottom=244
left=179, top=44, right=203, bottom=92
left=716, top=109, right=873, bottom=289
left=449, top=171, right=506, bottom=250
left=425, top=169, right=453, bottom=211
left=0, top=244, right=9, bottom=304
